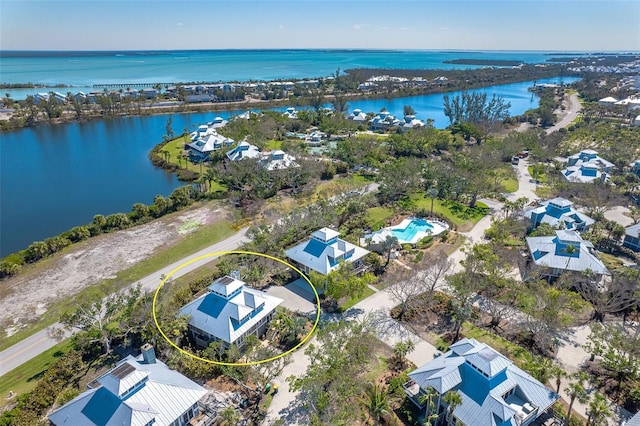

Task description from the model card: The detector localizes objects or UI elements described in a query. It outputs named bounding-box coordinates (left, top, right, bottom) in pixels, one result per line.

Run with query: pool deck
left=367, top=217, right=449, bottom=245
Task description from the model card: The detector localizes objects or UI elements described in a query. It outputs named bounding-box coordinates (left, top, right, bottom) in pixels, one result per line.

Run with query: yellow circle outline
left=152, top=250, right=320, bottom=366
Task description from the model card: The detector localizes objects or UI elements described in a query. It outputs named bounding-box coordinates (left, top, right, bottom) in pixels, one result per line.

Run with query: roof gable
left=81, top=387, right=126, bottom=426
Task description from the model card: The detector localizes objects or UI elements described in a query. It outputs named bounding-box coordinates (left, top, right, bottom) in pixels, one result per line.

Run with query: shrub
left=65, top=226, right=90, bottom=243
left=176, top=169, right=199, bottom=181
left=416, top=236, right=434, bottom=249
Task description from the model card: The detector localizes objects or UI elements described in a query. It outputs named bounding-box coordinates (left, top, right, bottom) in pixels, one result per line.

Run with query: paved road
left=546, top=93, right=581, bottom=135
left=0, top=227, right=250, bottom=377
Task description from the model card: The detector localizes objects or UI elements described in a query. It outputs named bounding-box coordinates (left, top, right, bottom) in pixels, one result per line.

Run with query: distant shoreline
left=442, top=59, right=523, bottom=66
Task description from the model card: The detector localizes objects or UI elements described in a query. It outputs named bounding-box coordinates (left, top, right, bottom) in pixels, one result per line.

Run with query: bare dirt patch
left=0, top=202, right=226, bottom=336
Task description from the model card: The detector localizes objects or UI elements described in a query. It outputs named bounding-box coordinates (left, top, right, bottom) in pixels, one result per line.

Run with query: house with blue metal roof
left=284, top=227, right=370, bottom=276
left=525, top=230, right=609, bottom=280
left=226, top=140, right=261, bottom=162
left=48, top=344, right=207, bottom=426
left=624, top=410, right=640, bottom=426
left=404, top=338, right=559, bottom=426
left=186, top=130, right=235, bottom=162
left=561, top=149, right=614, bottom=183
left=369, top=111, right=401, bottom=131
left=523, top=197, right=594, bottom=232
left=179, top=275, right=282, bottom=349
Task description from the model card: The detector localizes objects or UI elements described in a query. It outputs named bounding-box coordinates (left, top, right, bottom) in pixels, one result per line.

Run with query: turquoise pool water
left=391, top=219, right=434, bottom=243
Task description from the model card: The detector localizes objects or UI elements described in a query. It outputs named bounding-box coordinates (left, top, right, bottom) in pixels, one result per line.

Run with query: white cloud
left=177, top=22, right=183, bottom=26
left=279, top=24, right=286, bottom=31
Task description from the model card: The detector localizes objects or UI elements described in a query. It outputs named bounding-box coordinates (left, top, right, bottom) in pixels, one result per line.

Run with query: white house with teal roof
left=523, top=197, right=594, bottom=232
left=400, top=115, right=425, bottom=132
left=226, top=140, right=261, bottom=162
left=347, top=108, right=368, bottom=123
left=48, top=344, right=206, bottom=426
left=179, top=275, right=282, bottom=349
left=259, top=150, right=299, bottom=171
left=404, top=338, right=559, bottom=426
left=561, top=149, right=614, bottom=183
left=526, top=230, right=609, bottom=279
left=369, top=111, right=401, bottom=131
left=186, top=130, right=235, bottom=162
left=285, top=227, right=370, bottom=275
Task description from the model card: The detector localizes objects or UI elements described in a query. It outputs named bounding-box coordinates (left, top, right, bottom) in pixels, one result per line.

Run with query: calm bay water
left=0, top=49, right=577, bottom=100
left=0, top=50, right=578, bottom=257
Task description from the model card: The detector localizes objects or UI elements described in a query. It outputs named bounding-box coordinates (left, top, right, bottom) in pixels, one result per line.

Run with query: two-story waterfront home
left=187, top=130, right=235, bottom=162
left=400, top=115, right=426, bottom=132
left=369, top=111, right=401, bottom=131
left=179, top=275, right=282, bottom=349
left=283, top=107, right=298, bottom=119
left=285, top=227, right=370, bottom=275
left=226, top=140, right=261, bottom=162
left=525, top=230, right=609, bottom=280
left=347, top=108, right=368, bottom=124
left=48, top=344, right=207, bottom=426
left=523, top=197, right=594, bottom=232
left=404, top=338, right=559, bottom=426
left=561, top=149, right=614, bottom=183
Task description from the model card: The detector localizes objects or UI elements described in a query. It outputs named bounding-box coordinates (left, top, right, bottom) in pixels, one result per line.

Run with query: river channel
left=0, top=77, right=577, bottom=256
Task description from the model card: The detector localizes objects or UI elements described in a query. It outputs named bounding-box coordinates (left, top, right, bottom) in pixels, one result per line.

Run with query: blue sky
left=1, top=0, right=638, bottom=51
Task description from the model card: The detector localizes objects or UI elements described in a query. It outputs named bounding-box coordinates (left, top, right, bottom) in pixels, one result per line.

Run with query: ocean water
left=0, top=49, right=579, bottom=99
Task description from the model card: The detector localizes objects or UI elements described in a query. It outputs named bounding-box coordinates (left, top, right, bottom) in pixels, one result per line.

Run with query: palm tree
left=586, top=393, right=611, bottom=426
left=564, top=372, right=589, bottom=426
left=549, top=362, right=566, bottom=394
left=562, top=244, right=577, bottom=275
left=392, top=339, right=416, bottom=370
left=382, top=235, right=399, bottom=267
left=359, top=383, right=391, bottom=426
left=218, top=406, right=241, bottom=426
left=418, top=387, right=440, bottom=426
left=442, top=390, right=462, bottom=423
left=394, top=339, right=416, bottom=359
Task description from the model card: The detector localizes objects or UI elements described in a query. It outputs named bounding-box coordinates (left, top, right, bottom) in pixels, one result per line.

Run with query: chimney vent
left=141, top=343, right=156, bottom=364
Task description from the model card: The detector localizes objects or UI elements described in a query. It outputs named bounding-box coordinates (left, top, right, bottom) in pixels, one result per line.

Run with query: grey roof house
left=404, top=338, right=559, bottom=426
left=623, top=223, right=640, bottom=252
left=285, top=227, right=370, bottom=276
left=526, top=230, right=609, bottom=279
left=523, top=197, right=594, bottom=232
left=179, top=275, right=282, bottom=349
left=48, top=344, right=207, bottom=426
left=561, top=149, right=614, bottom=183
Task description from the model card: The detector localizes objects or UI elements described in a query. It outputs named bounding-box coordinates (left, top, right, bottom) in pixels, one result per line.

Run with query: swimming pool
left=388, top=218, right=448, bottom=245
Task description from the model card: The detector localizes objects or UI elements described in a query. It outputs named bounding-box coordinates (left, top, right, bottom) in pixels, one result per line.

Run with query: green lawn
left=0, top=340, right=74, bottom=408
left=365, top=207, right=394, bottom=230
left=0, top=218, right=236, bottom=352
left=339, top=286, right=376, bottom=312
left=411, top=194, right=488, bottom=231
left=160, top=136, right=227, bottom=193
left=527, top=165, right=549, bottom=184
left=265, top=139, right=282, bottom=150
left=500, top=177, right=519, bottom=193
left=314, top=174, right=370, bottom=199
left=598, top=252, right=628, bottom=274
